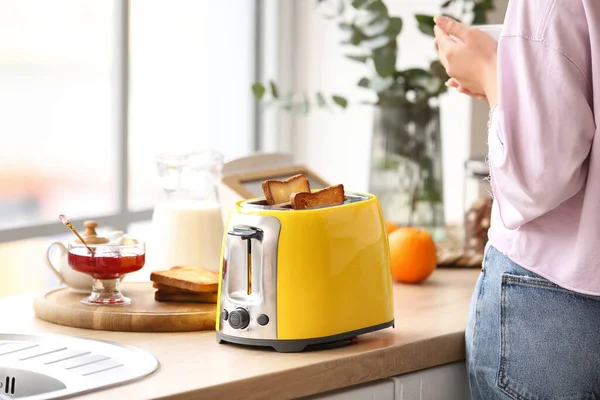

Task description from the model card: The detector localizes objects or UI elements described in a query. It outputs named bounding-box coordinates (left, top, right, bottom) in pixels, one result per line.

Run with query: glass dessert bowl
left=67, top=239, right=145, bottom=306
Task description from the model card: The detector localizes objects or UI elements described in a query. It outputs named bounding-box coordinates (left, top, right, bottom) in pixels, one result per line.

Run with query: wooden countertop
left=0, top=268, right=479, bottom=400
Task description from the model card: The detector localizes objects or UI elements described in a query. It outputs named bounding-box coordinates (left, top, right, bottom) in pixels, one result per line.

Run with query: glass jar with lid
left=463, top=158, right=492, bottom=254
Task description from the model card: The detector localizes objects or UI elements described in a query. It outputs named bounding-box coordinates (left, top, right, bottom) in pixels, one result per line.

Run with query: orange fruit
left=385, top=220, right=400, bottom=235
left=388, top=227, right=437, bottom=283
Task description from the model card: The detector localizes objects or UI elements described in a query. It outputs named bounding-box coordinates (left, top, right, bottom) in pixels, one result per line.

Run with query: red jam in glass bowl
left=67, top=238, right=146, bottom=306
left=68, top=246, right=145, bottom=280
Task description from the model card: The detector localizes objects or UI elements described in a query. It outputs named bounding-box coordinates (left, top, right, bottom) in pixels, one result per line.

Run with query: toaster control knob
left=257, top=314, right=269, bottom=326
left=229, top=308, right=250, bottom=330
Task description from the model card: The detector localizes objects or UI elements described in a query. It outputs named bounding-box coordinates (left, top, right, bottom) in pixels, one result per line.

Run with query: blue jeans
left=465, top=244, right=600, bottom=399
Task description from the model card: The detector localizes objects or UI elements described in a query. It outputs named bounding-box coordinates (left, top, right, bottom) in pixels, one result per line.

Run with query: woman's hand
left=433, top=15, right=498, bottom=107
left=445, top=77, right=487, bottom=101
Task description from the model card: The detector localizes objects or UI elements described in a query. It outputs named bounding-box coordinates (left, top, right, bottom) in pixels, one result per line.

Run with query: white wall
left=283, top=0, right=507, bottom=225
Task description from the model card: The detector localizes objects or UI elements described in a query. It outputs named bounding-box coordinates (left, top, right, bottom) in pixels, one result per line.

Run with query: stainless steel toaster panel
left=218, top=213, right=280, bottom=340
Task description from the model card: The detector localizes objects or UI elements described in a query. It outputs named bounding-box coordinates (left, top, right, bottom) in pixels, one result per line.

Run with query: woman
left=433, top=1, right=600, bottom=399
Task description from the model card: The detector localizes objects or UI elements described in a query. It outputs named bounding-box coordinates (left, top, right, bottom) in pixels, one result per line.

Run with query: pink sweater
left=487, top=0, right=600, bottom=295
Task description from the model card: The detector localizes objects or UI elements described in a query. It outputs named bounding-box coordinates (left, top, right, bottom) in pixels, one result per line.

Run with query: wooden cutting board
left=33, top=282, right=217, bottom=332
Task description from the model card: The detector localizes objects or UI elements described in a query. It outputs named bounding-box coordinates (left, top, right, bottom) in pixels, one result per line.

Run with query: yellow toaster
left=215, top=191, right=395, bottom=352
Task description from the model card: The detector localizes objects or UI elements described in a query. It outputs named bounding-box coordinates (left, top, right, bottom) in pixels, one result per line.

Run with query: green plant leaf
left=373, top=43, right=397, bottom=77
left=415, top=14, right=435, bottom=37
left=346, top=54, right=369, bottom=62
left=384, top=17, right=403, bottom=37
left=338, top=22, right=353, bottom=32
left=366, top=0, right=388, bottom=16
left=357, top=77, right=370, bottom=88
left=472, top=0, right=494, bottom=25
left=436, top=84, right=449, bottom=96
left=474, top=0, right=494, bottom=11
left=401, top=68, right=444, bottom=97
left=429, top=61, right=449, bottom=95
left=269, top=81, right=279, bottom=98
left=294, top=93, right=311, bottom=115
left=354, top=11, right=381, bottom=28
left=402, top=68, right=432, bottom=80
left=279, top=92, right=294, bottom=111
left=429, top=60, right=448, bottom=81
left=351, top=0, right=370, bottom=8
left=472, top=8, right=487, bottom=24
left=251, top=83, right=266, bottom=99
left=332, top=95, right=348, bottom=108
left=402, top=68, right=436, bottom=88
left=360, top=35, right=392, bottom=49
left=362, top=17, right=389, bottom=37
left=350, top=27, right=367, bottom=45
left=370, top=75, right=394, bottom=93
left=339, top=23, right=355, bottom=43
left=316, top=92, right=327, bottom=107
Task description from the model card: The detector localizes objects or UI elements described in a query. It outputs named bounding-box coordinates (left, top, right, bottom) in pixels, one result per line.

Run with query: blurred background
left=0, top=0, right=507, bottom=297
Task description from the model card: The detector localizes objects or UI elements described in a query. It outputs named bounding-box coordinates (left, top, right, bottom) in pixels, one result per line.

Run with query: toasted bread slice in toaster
left=261, top=174, right=310, bottom=205
left=154, top=290, right=218, bottom=303
left=290, top=184, right=345, bottom=210
left=150, top=266, right=219, bottom=293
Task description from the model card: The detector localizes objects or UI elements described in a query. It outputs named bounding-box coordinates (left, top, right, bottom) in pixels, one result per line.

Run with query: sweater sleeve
left=487, top=36, right=595, bottom=230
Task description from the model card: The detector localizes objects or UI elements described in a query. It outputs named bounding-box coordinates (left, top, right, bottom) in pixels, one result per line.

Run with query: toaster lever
left=227, top=227, right=263, bottom=241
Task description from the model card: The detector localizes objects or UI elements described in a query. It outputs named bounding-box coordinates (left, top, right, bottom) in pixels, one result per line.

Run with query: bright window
left=128, top=0, right=257, bottom=210
left=0, top=1, right=119, bottom=230
left=0, top=0, right=259, bottom=242
left=0, top=0, right=261, bottom=296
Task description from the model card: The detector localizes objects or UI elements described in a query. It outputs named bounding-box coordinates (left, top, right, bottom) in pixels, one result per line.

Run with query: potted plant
left=252, top=0, right=496, bottom=233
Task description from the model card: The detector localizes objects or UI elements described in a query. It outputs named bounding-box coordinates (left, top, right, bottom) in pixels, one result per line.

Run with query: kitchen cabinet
left=304, top=379, right=394, bottom=400
left=306, top=361, right=469, bottom=400
left=389, top=361, right=469, bottom=400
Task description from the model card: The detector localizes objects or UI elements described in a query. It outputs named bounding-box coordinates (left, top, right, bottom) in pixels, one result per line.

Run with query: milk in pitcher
left=149, top=199, right=224, bottom=271
left=147, top=150, right=225, bottom=272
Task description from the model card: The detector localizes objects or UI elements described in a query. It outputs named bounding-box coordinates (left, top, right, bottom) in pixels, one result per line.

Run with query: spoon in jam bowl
left=58, top=214, right=95, bottom=256
left=59, top=215, right=146, bottom=306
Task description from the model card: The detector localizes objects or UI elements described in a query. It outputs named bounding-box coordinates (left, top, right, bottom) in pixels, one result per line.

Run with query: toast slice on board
left=290, top=184, right=345, bottom=210
left=152, top=282, right=206, bottom=294
left=154, top=290, right=218, bottom=303
left=150, top=266, right=219, bottom=293
left=261, top=174, right=310, bottom=205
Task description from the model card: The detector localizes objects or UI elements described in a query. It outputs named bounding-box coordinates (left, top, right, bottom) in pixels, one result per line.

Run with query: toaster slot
left=246, top=239, right=252, bottom=295
left=226, top=226, right=263, bottom=303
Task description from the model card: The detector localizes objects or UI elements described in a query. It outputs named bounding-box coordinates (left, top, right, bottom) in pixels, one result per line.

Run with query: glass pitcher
left=146, top=149, right=225, bottom=273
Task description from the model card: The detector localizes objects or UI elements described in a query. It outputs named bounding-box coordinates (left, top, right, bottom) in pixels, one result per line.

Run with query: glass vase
left=368, top=104, right=445, bottom=238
